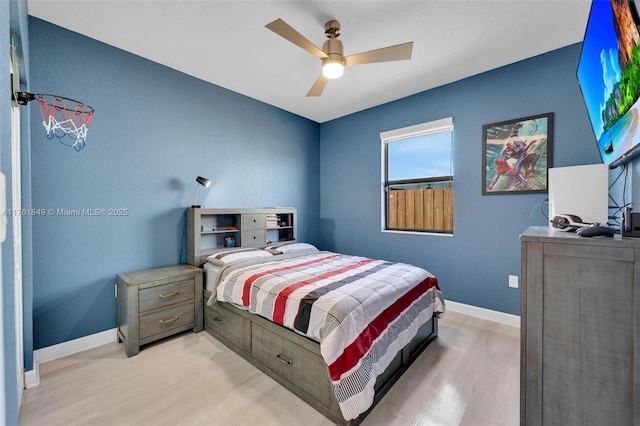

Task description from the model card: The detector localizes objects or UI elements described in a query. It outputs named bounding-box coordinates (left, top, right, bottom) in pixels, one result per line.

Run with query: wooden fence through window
left=388, top=187, right=453, bottom=232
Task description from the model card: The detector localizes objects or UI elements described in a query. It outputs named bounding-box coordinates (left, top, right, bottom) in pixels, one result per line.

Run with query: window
left=381, top=117, right=454, bottom=234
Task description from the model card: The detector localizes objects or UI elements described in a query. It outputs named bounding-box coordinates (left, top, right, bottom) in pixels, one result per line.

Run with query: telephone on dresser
left=622, top=207, right=640, bottom=238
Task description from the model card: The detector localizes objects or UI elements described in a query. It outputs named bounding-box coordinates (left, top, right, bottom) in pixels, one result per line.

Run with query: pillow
left=207, top=248, right=272, bottom=266
left=265, top=242, right=319, bottom=254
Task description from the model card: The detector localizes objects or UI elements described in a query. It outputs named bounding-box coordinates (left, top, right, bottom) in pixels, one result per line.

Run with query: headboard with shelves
left=186, top=207, right=297, bottom=266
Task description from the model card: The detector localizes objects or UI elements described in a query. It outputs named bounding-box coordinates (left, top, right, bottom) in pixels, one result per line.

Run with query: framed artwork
left=482, top=112, right=553, bottom=195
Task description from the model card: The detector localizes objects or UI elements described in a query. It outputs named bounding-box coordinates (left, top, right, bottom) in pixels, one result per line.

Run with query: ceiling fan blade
left=345, top=42, right=413, bottom=67
left=266, top=18, right=328, bottom=59
left=306, top=75, right=329, bottom=97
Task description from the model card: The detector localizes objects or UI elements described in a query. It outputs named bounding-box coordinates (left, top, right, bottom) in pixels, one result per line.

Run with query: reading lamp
left=192, top=176, right=211, bottom=208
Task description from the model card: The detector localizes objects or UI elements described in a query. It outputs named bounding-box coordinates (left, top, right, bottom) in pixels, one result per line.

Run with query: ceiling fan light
left=322, top=61, right=344, bottom=79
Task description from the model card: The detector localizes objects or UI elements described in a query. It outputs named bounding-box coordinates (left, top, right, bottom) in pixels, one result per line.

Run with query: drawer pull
left=276, top=354, right=293, bottom=365
left=213, top=317, right=224, bottom=324
left=159, top=290, right=179, bottom=299
left=159, top=316, right=179, bottom=324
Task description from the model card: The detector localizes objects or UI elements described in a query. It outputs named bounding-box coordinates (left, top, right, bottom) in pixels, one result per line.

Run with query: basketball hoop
left=13, top=91, right=94, bottom=152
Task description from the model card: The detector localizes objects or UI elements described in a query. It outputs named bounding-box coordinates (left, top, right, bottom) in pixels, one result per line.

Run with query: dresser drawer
left=242, top=213, right=266, bottom=230
left=139, top=302, right=195, bottom=340
left=138, top=278, right=195, bottom=313
left=252, top=324, right=332, bottom=407
left=241, top=230, right=266, bottom=247
left=205, top=302, right=251, bottom=354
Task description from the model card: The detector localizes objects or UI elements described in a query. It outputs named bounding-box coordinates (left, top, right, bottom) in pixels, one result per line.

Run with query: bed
left=189, top=239, right=445, bottom=425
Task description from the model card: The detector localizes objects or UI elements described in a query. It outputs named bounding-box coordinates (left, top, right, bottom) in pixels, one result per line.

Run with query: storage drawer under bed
left=205, top=302, right=252, bottom=354
left=251, top=323, right=332, bottom=407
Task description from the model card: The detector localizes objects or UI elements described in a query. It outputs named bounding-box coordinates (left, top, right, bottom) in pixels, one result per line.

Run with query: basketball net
left=36, top=95, right=94, bottom=152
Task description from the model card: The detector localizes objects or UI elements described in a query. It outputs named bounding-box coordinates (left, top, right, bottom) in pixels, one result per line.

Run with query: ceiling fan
left=265, top=18, right=413, bottom=97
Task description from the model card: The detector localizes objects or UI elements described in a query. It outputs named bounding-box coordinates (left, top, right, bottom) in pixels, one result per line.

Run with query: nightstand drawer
left=242, top=213, right=266, bottom=230
left=241, top=230, right=266, bottom=247
left=138, top=279, right=195, bottom=313
left=139, top=302, right=195, bottom=339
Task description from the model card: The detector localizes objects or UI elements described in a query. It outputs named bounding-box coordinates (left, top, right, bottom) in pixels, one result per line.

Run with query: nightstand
left=116, top=264, right=203, bottom=356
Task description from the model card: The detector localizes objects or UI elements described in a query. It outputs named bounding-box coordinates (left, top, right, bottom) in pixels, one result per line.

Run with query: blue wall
left=27, top=18, right=607, bottom=350
left=319, top=44, right=601, bottom=315
left=28, top=17, right=320, bottom=350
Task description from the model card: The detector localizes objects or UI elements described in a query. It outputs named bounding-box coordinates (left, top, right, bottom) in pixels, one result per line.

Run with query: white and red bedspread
left=208, top=250, right=445, bottom=420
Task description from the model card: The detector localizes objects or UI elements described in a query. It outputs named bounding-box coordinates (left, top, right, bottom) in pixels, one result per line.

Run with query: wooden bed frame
left=203, top=290, right=438, bottom=425
left=187, top=208, right=439, bottom=425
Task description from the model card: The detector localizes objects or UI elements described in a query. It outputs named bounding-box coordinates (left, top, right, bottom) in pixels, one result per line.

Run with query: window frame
left=380, top=117, right=454, bottom=235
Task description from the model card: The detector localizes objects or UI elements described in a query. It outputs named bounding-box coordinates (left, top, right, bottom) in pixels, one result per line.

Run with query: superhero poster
left=482, top=113, right=553, bottom=195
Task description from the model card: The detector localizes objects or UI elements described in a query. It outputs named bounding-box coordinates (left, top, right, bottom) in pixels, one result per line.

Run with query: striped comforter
left=209, top=250, right=445, bottom=420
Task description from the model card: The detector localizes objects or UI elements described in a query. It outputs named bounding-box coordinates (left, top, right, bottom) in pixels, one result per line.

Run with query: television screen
left=577, top=0, right=640, bottom=168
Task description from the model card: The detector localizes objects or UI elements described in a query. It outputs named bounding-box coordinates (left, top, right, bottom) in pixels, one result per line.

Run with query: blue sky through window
left=388, top=132, right=453, bottom=181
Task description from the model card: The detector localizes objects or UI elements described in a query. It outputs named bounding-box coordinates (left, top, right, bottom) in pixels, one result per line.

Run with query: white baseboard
left=34, top=328, right=117, bottom=364
left=24, top=364, right=39, bottom=389
left=25, top=328, right=117, bottom=388
left=445, top=300, right=520, bottom=328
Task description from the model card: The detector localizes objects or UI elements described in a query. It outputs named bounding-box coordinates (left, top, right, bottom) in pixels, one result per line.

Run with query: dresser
left=117, top=264, right=203, bottom=356
left=520, top=227, right=640, bottom=425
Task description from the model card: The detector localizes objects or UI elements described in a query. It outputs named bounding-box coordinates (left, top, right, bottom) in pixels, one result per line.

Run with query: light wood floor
left=19, top=310, right=520, bottom=426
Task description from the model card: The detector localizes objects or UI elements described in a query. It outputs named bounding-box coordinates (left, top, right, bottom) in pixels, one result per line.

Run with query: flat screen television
left=577, top=0, right=640, bottom=168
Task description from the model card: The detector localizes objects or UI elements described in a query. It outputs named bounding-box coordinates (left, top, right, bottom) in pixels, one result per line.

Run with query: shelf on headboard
left=186, top=207, right=297, bottom=266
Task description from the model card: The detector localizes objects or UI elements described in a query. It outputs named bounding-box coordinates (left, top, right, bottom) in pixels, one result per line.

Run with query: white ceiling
left=27, top=1, right=592, bottom=123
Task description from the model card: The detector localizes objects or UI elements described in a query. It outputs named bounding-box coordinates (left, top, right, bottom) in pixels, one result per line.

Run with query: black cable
left=609, top=162, right=626, bottom=188
left=607, top=163, right=631, bottom=226
left=178, top=213, right=187, bottom=264
left=623, top=163, right=629, bottom=210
